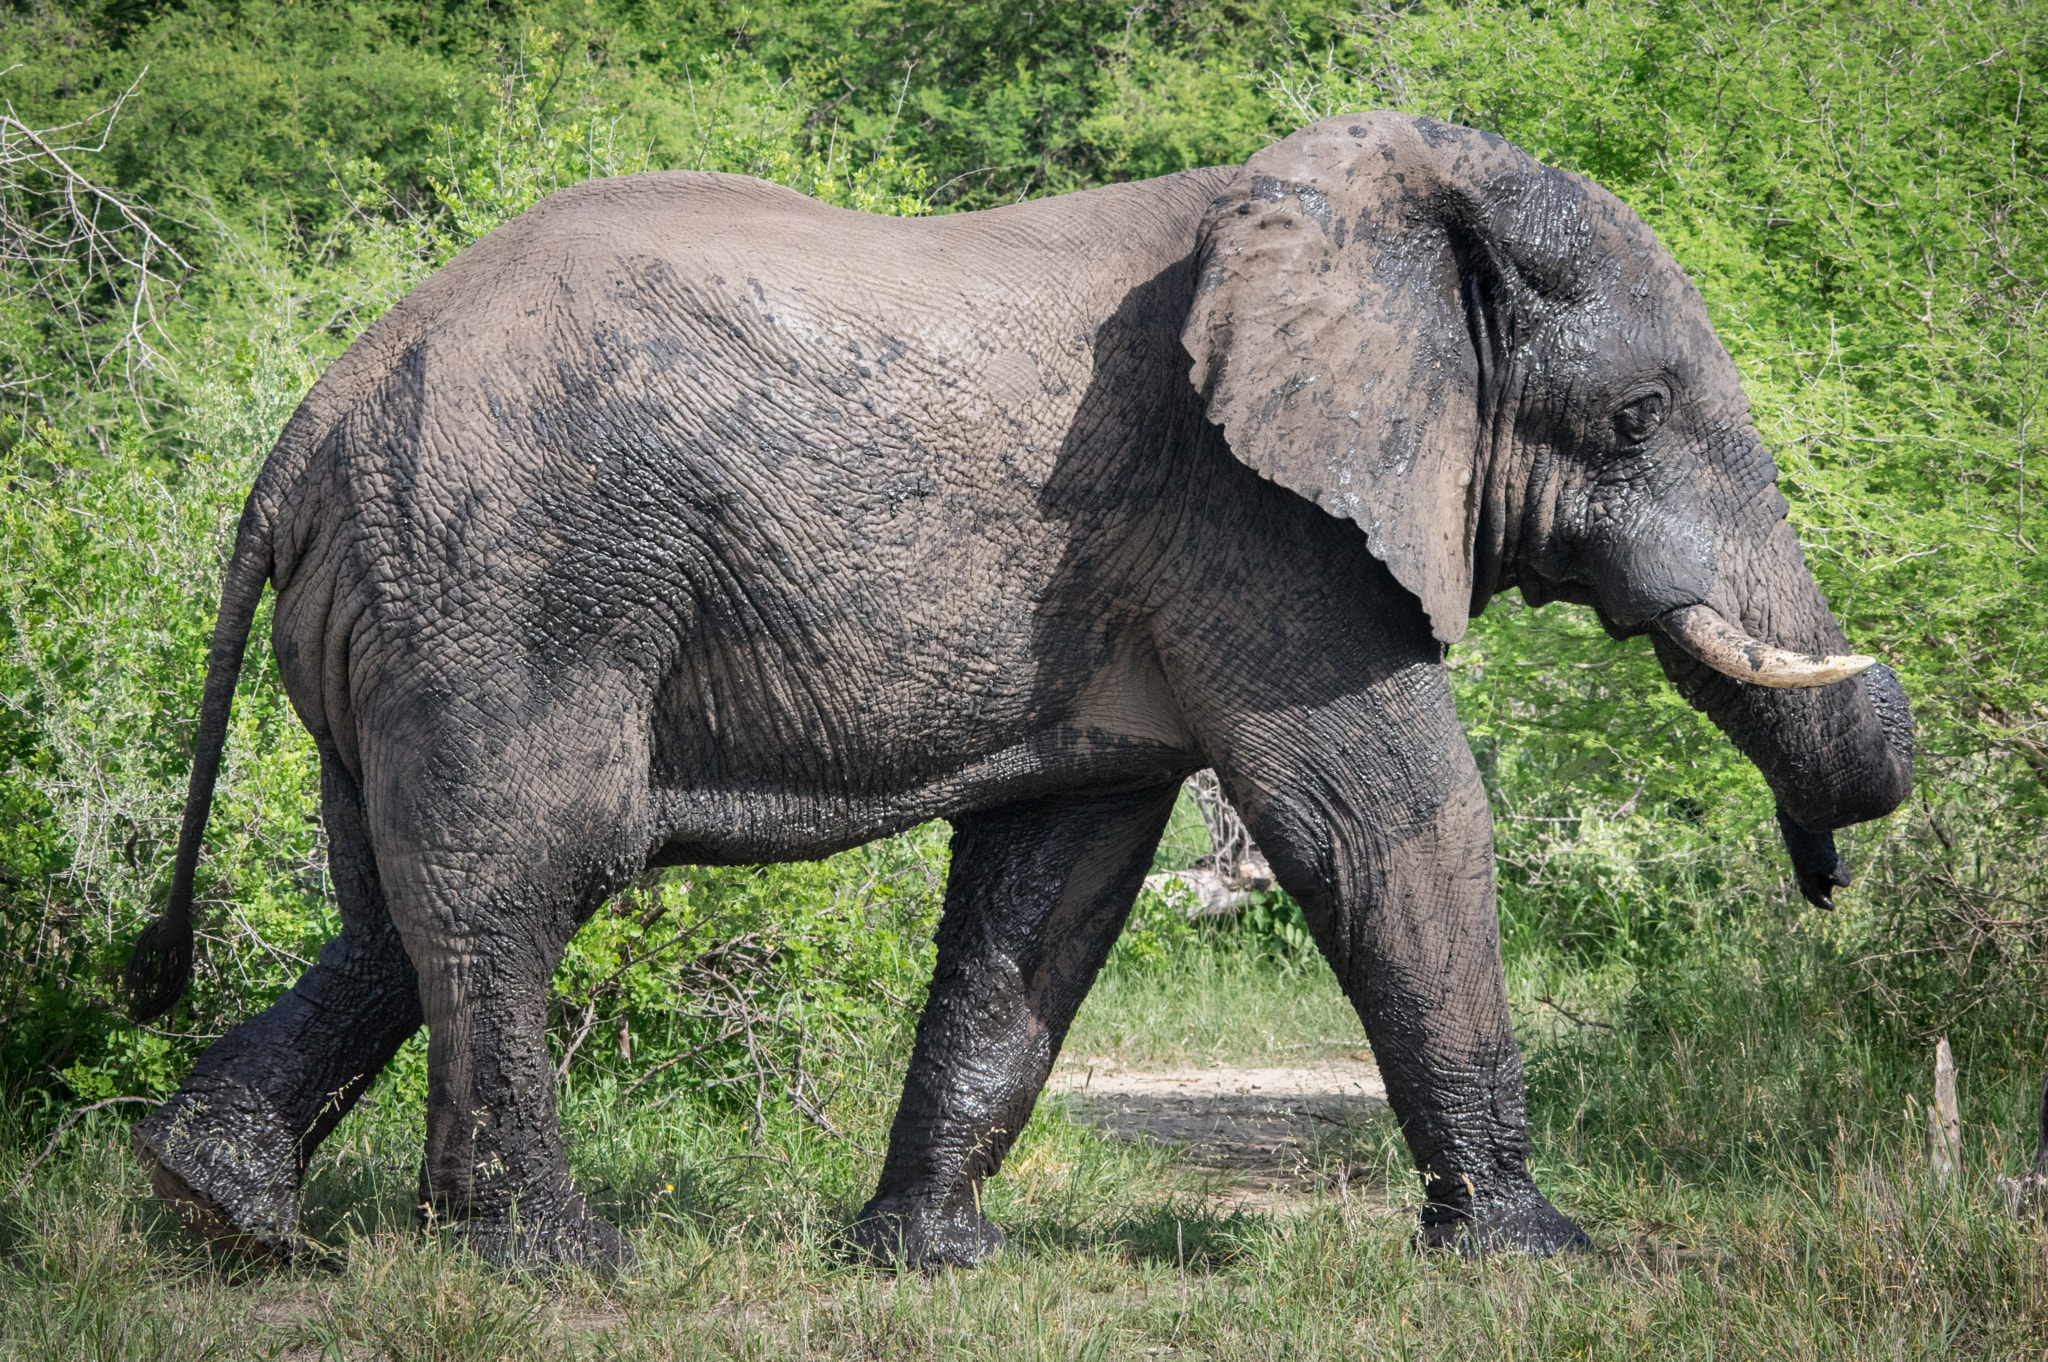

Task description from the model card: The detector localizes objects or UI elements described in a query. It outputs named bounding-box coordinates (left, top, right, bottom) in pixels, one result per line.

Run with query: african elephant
left=125, top=111, right=1912, bottom=1270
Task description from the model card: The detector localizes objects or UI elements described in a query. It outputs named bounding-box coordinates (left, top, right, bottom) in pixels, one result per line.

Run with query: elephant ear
left=1183, top=113, right=1558, bottom=645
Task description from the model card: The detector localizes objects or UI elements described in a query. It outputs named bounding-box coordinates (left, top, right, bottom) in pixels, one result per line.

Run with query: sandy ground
left=1045, top=1054, right=1394, bottom=1214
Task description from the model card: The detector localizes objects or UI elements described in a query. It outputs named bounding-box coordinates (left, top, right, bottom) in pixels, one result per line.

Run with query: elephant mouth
left=1654, top=604, right=1875, bottom=690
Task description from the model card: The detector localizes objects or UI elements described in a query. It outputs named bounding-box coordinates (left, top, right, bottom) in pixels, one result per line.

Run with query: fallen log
left=1143, top=851, right=1273, bottom=920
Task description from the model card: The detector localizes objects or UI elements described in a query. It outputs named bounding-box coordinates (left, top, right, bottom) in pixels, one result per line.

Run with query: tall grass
left=4, top=937, right=2046, bottom=1359
left=0, top=0, right=2043, bottom=1353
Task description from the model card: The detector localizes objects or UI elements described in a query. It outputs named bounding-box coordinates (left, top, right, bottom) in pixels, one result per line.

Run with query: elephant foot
left=1415, top=1184, right=1590, bottom=1257
left=133, top=1083, right=302, bottom=1261
left=425, top=1191, right=635, bottom=1276
left=845, top=1193, right=1009, bottom=1270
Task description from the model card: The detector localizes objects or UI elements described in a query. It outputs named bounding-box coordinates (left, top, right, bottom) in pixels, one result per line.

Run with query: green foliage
left=1126, top=790, right=1316, bottom=973
left=1106, top=882, right=1316, bottom=978
left=543, top=832, right=948, bottom=1124
left=0, top=359, right=325, bottom=1099
left=0, top=0, right=2039, bottom=1181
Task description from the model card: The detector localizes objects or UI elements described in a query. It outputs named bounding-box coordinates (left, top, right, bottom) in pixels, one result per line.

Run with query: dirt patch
left=1045, top=1055, right=1394, bottom=1215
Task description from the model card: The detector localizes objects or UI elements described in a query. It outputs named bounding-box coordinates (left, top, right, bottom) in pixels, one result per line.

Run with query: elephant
left=124, top=111, right=1912, bottom=1270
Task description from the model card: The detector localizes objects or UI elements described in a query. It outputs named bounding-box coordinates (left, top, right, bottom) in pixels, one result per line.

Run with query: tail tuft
left=126, top=910, right=193, bottom=1022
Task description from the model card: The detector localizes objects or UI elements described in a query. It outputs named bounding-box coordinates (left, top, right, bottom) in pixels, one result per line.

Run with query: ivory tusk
left=1656, top=604, right=1875, bottom=689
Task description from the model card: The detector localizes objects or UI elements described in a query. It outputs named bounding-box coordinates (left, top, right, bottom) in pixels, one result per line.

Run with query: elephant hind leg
left=369, top=717, right=648, bottom=1274
left=406, top=939, right=633, bottom=1273
left=849, top=779, right=1183, bottom=1269
left=135, top=751, right=424, bottom=1259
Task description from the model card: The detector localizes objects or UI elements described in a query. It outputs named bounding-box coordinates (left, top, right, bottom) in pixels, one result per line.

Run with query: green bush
left=0, top=379, right=323, bottom=1100
left=0, top=31, right=945, bottom=1119
left=0, top=0, right=2042, bottom=1142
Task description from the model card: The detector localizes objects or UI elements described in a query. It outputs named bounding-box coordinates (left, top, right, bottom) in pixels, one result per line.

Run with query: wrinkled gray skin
left=127, top=114, right=1911, bottom=1270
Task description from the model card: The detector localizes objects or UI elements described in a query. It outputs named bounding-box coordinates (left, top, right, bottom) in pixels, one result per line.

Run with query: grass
left=5, top=935, right=2048, bottom=1359
left=1062, top=948, right=1362, bottom=1068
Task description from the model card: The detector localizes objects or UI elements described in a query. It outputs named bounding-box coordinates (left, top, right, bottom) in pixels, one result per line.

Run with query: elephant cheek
left=1584, top=499, right=1717, bottom=630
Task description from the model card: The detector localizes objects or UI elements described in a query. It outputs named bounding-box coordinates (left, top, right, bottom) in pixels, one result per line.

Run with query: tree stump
left=1928, top=1038, right=1961, bottom=1187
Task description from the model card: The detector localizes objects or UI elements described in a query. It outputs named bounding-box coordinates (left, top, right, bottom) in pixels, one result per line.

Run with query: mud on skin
left=126, top=113, right=1909, bottom=1272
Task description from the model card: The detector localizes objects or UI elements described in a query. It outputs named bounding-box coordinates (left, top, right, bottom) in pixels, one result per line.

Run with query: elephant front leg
left=849, top=781, right=1182, bottom=1269
left=1222, top=664, right=1588, bottom=1256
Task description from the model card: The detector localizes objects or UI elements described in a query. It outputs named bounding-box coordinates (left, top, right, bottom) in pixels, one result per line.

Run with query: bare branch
left=0, top=68, right=190, bottom=413
left=18, top=1095, right=160, bottom=1185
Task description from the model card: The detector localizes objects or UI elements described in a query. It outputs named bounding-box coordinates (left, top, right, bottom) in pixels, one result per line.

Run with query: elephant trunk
left=1665, top=645, right=1915, bottom=833
left=1644, top=501, right=1913, bottom=904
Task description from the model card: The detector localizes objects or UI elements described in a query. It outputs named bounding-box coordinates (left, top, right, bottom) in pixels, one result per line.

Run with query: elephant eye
left=1613, top=393, right=1667, bottom=447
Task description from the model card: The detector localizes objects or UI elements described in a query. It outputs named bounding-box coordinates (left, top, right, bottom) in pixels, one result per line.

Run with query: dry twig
left=18, top=1095, right=158, bottom=1185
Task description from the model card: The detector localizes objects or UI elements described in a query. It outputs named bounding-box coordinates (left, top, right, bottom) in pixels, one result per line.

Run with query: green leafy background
left=0, top=0, right=2040, bottom=1135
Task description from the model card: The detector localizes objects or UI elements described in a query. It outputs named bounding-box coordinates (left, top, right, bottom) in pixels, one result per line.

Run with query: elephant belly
left=642, top=628, right=1202, bottom=864
left=645, top=726, right=1198, bottom=866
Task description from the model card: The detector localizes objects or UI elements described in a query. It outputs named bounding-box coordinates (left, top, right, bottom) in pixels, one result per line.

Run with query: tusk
left=1656, top=605, right=1875, bottom=690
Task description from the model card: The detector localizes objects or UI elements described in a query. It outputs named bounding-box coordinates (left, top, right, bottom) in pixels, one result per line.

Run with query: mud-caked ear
left=1183, top=113, right=1556, bottom=644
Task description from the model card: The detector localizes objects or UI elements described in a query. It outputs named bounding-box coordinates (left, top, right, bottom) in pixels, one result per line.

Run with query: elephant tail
left=126, top=514, right=274, bottom=1022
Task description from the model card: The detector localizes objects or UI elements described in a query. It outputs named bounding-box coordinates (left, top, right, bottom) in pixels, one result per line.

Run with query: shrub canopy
left=0, top=0, right=2041, bottom=1109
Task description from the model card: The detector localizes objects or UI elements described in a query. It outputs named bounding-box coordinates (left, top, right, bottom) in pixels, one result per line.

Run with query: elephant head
left=1182, top=113, right=1912, bottom=899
